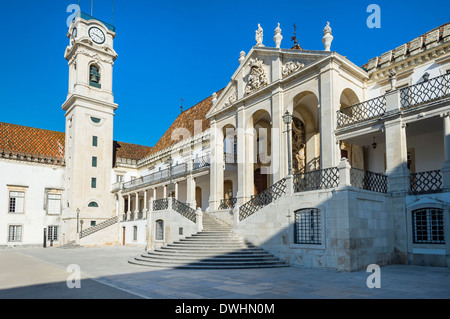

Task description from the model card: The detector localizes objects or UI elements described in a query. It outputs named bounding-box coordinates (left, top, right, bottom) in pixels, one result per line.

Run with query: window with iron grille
left=155, top=220, right=164, bottom=240
left=92, top=136, right=98, bottom=147
left=91, top=177, right=97, bottom=188
left=47, top=226, right=59, bottom=241
left=294, top=208, right=321, bottom=244
left=9, top=192, right=25, bottom=213
left=412, top=208, right=445, bottom=244
left=8, top=225, right=22, bottom=242
left=92, top=156, right=97, bottom=167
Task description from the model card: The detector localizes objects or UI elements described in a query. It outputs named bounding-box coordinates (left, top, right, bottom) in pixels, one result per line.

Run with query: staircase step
left=129, top=212, right=288, bottom=269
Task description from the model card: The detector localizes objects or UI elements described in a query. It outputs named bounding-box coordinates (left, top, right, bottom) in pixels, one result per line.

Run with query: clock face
left=88, top=27, right=105, bottom=44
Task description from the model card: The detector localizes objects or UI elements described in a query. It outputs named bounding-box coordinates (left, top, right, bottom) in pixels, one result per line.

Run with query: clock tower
left=61, top=13, right=118, bottom=245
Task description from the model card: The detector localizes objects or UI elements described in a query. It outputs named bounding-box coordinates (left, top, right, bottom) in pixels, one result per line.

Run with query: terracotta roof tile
left=0, top=122, right=65, bottom=159
left=0, top=122, right=152, bottom=163
left=146, top=88, right=225, bottom=157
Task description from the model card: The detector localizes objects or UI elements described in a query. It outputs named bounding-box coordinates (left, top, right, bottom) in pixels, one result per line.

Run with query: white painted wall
left=0, top=159, right=64, bottom=247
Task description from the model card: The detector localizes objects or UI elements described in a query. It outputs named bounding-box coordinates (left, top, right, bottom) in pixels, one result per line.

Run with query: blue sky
left=0, top=0, right=449, bottom=147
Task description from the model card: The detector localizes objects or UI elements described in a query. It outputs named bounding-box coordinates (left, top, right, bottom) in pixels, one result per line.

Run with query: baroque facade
left=1, top=13, right=450, bottom=271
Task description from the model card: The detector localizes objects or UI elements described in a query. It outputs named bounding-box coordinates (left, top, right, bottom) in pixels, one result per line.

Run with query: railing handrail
left=171, top=198, right=196, bottom=222
left=293, top=167, right=339, bottom=193
left=400, top=73, right=450, bottom=108
left=153, top=198, right=169, bottom=211
left=410, top=169, right=442, bottom=194
left=239, top=178, right=287, bottom=221
left=218, top=197, right=237, bottom=210
left=350, top=168, right=387, bottom=193
left=79, top=216, right=118, bottom=239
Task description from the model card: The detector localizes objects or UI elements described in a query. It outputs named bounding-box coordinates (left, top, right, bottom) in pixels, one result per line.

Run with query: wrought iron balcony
left=350, top=168, right=387, bottom=193
left=74, top=12, right=115, bottom=32
left=293, top=167, right=339, bottom=193
left=336, top=95, right=386, bottom=127
left=400, top=73, right=450, bottom=109
left=410, top=170, right=442, bottom=194
left=193, top=155, right=210, bottom=170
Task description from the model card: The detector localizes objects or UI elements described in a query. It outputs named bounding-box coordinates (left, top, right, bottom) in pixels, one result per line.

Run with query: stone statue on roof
left=255, top=24, right=264, bottom=47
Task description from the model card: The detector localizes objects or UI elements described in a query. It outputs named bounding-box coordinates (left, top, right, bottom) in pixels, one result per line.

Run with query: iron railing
left=74, top=12, right=116, bottom=32
left=410, top=170, right=442, bottom=194
left=218, top=198, right=237, bottom=210
left=79, top=216, right=118, bottom=239
left=239, top=178, right=287, bottom=221
left=350, top=168, right=388, bottom=193
left=171, top=198, right=196, bottom=222
left=153, top=198, right=169, bottom=211
left=336, top=95, right=386, bottom=127
left=193, top=155, right=210, bottom=170
left=401, top=73, right=450, bottom=109
left=293, top=167, right=339, bottom=193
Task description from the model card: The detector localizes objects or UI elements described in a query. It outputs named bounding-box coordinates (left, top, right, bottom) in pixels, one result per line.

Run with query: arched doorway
left=339, top=89, right=364, bottom=169
left=292, top=91, right=320, bottom=173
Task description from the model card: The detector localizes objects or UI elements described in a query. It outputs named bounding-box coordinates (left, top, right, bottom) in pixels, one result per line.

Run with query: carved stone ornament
left=223, top=90, right=237, bottom=107
left=282, top=61, right=305, bottom=77
left=245, top=58, right=269, bottom=94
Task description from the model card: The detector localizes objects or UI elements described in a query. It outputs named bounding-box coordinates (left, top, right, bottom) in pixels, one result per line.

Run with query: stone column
left=146, top=206, right=153, bottom=251
left=209, top=119, right=224, bottom=212
left=186, top=175, right=196, bottom=209
left=163, top=185, right=167, bottom=198
left=127, top=194, right=131, bottom=214
left=174, top=182, right=179, bottom=200
left=143, top=189, right=148, bottom=213
left=319, top=67, right=339, bottom=168
left=134, top=192, right=139, bottom=214
left=271, top=87, right=284, bottom=182
left=441, top=112, right=450, bottom=191
left=153, top=188, right=156, bottom=200
left=385, top=119, right=410, bottom=193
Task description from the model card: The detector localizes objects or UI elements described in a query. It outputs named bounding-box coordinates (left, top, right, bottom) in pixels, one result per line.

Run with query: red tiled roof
left=114, top=141, right=153, bottom=161
left=0, top=122, right=65, bottom=159
left=0, top=122, right=152, bottom=163
left=146, top=88, right=225, bottom=157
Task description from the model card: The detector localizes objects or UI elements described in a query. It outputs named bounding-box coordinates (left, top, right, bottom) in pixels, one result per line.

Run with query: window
left=294, top=208, right=321, bottom=244
left=8, top=225, right=22, bottom=242
left=89, top=65, right=101, bottom=88
left=133, top=226, right=138, bottom=241
left=9, top=192, right=24, bottom=213
left=92, top=136, right=98, bottom=147
left=156, top=220, right=164, bottom=240
left=412, top=208, right=445, bottom=244
left=116, top=175, right=123, bottom=183
left=90, top=221, right=96, bottom=227
left=91, top=177, right=97, bottom=188
left=88, top=201, right=98, bottom=208
left=47, top=226, right=59, bottom=241
left=92, top=156, right=97, bottom=167
left=47, top=194, right=61, bottom=215
left=90, top=117, right=101, bottom=124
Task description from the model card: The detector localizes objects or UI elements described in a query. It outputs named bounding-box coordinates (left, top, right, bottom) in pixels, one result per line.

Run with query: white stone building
left=1, top=13, right=450, bottom=271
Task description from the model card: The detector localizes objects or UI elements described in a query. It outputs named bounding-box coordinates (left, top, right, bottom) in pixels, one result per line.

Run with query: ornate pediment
left=245, top=58, right=269, bottom=94
left=282, top=61, right=305, bottom=78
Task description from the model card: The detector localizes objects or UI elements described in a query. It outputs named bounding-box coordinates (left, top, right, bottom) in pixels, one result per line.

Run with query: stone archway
left=292, top=91, right=320, bottom=173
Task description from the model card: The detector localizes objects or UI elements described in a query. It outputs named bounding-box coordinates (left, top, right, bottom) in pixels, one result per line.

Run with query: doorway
left=195, top=186, right=202, bottom=210
left=254, top=168, right=268, bottom=195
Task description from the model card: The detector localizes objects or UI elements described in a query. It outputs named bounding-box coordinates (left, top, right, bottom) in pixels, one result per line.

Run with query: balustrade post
left=338, top=158, right=352, bottom=187
left=168, top=196, right=173, bottom=210
left=196, top=208, right=203, bottom=232
left=232, top=204, right=240, bottom=228
left=385, top=89, right=400, bottom=113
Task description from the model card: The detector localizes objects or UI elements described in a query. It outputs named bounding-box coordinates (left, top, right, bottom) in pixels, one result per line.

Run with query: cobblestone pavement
left=0, top=246, right=449, bottom=299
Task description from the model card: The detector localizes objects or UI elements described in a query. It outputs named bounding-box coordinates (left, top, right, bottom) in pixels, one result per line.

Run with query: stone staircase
left=129, top=213, right=288, bottom=269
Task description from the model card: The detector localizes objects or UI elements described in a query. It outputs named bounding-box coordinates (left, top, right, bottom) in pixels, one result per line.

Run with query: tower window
left=90, top=117, right=101, bottom=124
left=89, top=65, right=101, bottom=88
left=92, top=156, right=97, bottom=167
left=92, top=136, right=98, bottom=147
left=88, top=201, right=99, bottom=208
left=91, top=178, right=97, bottom=189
